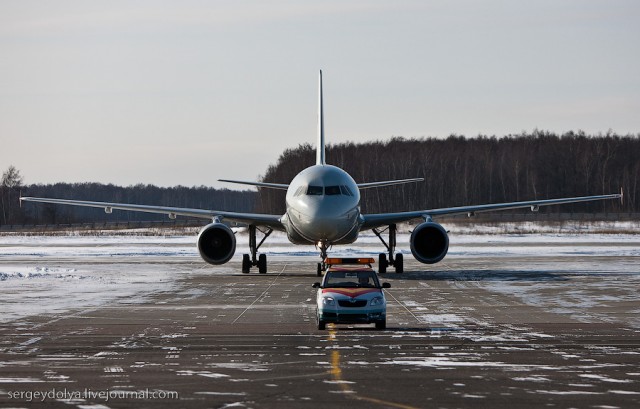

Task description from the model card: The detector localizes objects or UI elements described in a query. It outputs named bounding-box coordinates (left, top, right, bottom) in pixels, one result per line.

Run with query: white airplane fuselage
left=283, top=164, right=361, bottom=246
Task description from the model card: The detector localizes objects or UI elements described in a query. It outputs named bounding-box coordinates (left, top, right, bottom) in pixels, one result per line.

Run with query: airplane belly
left=332, top=224, right=359, bottom=244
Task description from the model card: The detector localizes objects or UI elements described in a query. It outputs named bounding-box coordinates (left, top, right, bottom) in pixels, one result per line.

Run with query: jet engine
left=197, top=223, right=236, bottom=265
left=410, top=221, right=449, bottom=264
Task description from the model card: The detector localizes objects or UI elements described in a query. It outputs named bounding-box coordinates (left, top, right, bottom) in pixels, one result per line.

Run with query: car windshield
left=324, top=270, right=379, bottom=288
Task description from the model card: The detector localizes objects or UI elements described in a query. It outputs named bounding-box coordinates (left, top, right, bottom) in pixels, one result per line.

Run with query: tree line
left=1, top=176, right=256, bottom=226
left=2, top=131, right=638, bottom=227
left=256, top=131, right=639, bottom=215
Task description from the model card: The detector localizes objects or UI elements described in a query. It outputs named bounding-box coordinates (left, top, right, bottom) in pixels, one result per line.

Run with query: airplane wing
left=357, top=178, right=424, bottom=189
left=361, top=191, right=623, bottom=230
left=20, top=197, right=284, bottom=229
left=218, top=179, right=289, bottom=190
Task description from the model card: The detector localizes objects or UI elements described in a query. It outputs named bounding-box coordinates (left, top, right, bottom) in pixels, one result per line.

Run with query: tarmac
left=1, top=239, right=639, bottom=408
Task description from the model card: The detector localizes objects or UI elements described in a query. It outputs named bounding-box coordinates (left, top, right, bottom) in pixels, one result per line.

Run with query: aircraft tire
left=379, top=253, right=387, bottom=274
left=258, top=254, right=267, bottom=274
left=395, top=253, right=404, bottom=274
left=242, top=254, right=251, bottom=273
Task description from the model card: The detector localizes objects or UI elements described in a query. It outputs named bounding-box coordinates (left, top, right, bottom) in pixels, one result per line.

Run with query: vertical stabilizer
left=317, top=70, right=326, bottom=165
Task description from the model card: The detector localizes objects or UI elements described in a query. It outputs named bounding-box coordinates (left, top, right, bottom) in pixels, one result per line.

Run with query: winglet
left=317, top=70, right=326, bottom=165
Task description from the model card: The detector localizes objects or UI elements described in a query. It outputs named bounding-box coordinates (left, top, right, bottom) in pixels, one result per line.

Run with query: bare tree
left=1, top=165, right=24, bottom=225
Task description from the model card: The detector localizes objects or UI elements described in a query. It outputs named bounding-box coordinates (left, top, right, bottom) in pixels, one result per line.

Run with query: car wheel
left=317, top=318, right=326, bottom=330
left=375, top=319, right=386, bottom=330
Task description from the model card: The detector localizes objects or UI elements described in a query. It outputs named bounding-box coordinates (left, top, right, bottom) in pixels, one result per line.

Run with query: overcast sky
left=1, top=0, right=639, bottom=188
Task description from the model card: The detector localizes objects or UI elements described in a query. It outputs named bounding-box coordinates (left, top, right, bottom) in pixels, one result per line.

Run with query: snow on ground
left=0, top=263, right=179, bottom=324
left=0, top=222, right=638, bottom=323
left=2, top=230, right=639, bottom=260
left=448, top=219, right=640, bottom=235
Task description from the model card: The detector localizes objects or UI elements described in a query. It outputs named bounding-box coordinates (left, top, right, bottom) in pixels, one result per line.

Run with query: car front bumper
left=318, top=309, right=386, bottom=324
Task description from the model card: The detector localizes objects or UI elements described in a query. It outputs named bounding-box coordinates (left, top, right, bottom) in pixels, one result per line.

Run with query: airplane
left=21, top=71, right=623, bottom=276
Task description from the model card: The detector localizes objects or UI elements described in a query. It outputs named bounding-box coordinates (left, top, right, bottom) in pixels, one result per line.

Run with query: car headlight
left=322, top=297, right=336, bottom=306
left=370, top=296, right=384, bottom=306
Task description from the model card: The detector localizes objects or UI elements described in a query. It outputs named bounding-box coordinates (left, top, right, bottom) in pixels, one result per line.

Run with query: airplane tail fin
left=317, top=70, right=326, bottom=165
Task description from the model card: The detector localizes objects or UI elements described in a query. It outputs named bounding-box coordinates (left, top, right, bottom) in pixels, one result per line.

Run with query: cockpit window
left=307, top=185, right=323, bottom=195
left=303, top=184, right=355, bottom=196
left=325, top=186, right=341, bottom=195
left=340, top=185, right=354, bottom=196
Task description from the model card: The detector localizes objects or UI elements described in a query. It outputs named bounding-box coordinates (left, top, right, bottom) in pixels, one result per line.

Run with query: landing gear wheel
left=317, top=263, right=322, bottom=277
left=245, top=225, right=273, bottom=274
left=375, top=319, right=386, bottom=330
left=258, top=254, right=267, bottom=274
left=242, top=254, right=251, bottom=274
left=374, top=225, right=400, bottom=275
left=378, top=253, right=387, bottom=274
left=395, top=253, right=403, bottom=274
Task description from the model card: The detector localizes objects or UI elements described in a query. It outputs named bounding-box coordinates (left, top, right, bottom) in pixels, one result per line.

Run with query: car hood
left=321, top=288, right=382, bottom=298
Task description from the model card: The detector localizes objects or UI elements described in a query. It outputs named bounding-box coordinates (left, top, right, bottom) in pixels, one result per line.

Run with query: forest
left=256, top=131, right=638, bottom=214
left=2, top=131, right=638, bottom=227
left=1, top=178, right=256, bottom=226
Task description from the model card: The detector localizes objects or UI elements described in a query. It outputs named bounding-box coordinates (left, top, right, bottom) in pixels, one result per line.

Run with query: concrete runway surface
left=1, top=235, right=639, bottom=408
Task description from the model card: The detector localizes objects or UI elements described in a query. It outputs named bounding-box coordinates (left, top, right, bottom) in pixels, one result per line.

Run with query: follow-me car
left=312, top=258, right=391, bottom=330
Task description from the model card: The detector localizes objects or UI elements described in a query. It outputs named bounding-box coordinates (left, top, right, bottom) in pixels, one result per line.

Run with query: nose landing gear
left=316, top=241, right=331, bottom=277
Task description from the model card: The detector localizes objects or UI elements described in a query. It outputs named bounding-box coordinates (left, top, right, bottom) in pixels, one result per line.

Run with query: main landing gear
left=242, top=225, right=273, bottom=274
left=373, top=224, right=404, bottom=274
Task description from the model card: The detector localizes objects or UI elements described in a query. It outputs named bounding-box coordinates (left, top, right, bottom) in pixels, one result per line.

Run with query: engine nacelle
left=410, top=222, right=449, bottom=264
left=197, top=223, right=236, bottom=265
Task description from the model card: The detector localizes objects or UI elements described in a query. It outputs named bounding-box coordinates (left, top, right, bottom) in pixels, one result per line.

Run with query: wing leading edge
left=218, top=179, right=289, bottom=190
left=357, top=178, right=424, bottom=189
left=20, top=197, right=284, bottom=229
left=361, top=191, right=623, bottom=230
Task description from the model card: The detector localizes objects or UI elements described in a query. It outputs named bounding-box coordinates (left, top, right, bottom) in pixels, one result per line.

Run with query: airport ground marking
left=385, top=290, right=424, bottom=324
left=231, top=264, right=287, bottom=324
left=326, top=328, right=419, bottom=409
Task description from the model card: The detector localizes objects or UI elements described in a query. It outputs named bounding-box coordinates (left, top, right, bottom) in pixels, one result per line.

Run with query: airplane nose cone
left=294, top=200, right=355, bottom=241
left=310, top=215, right=340, bottom=239
left=300, top=207, right=335, bottom=238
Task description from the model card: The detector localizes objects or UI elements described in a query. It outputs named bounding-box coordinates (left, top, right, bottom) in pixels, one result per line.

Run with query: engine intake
left=197, top=223, right=236, bottom=265
left=410, top=221, right=449, bottom=264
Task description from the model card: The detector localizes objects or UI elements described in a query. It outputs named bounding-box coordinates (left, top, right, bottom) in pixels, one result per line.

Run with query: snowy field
left=0, top=223, right=638, bottom=324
